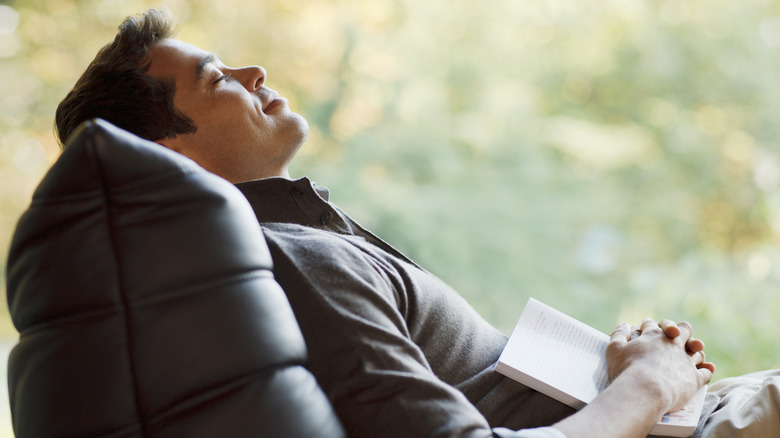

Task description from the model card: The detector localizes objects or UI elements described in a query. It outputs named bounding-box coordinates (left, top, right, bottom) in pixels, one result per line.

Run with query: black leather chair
left=5, top=119, right=345, bottom=437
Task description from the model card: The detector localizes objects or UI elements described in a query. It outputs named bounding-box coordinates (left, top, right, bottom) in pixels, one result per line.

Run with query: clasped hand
left=606, top=318, right=715, bottom=414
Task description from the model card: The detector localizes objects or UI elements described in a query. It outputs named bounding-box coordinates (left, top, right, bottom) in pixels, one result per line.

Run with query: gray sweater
left=236, top=177, right=574, bottom=437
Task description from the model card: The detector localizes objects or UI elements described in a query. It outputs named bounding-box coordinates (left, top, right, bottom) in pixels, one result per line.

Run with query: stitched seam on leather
left=28, top=162, right=200, bottom=207
left=16, top=270, right=275, bottom=337
left=90, top=124, right=150, bottom=437
left=127, top=270, right=274, bottom=310
left=26, top=159, right=199, bottom=206
left=29, top=189, right=105, bottom=205
left=104, top=164, right=201, bottom=196
left=15, top=307, right=120, bottom=337
left=144, top=364, right=302, bottom=430
left=90, top=421, right=143, bottom=438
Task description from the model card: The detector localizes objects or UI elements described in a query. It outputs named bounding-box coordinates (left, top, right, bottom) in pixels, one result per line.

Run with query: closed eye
left=214, top=73, right=230, bottom=84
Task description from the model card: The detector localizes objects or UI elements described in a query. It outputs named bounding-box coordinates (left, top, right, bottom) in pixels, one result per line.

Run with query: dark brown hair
left=55, top=9, right=196, bottom=147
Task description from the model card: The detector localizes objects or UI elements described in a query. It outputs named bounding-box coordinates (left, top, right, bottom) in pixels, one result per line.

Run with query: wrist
left=616, top=367, right=672, bottom=417
left=554, top=369, right=672, bottom=438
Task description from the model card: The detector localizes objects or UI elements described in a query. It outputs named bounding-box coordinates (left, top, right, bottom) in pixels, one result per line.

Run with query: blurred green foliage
left=2, top=2, right=780, bottom=423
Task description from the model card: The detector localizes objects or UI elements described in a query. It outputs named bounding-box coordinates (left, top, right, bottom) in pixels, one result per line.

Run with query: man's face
left=146, top=39, right=309, bottom=183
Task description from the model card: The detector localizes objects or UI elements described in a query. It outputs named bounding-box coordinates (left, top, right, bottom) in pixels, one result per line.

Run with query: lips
left=263, top=98, right=284, bottom=113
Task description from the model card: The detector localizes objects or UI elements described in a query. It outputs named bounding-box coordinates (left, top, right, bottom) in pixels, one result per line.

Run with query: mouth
left=263, top=96, right=286, bottom=113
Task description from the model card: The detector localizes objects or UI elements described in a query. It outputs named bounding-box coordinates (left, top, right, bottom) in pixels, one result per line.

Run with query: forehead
left=146, top=39, right=211, bottom=83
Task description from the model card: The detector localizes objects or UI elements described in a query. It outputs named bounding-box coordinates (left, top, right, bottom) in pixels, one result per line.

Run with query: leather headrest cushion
left=5, top=119, right=315, bottom=436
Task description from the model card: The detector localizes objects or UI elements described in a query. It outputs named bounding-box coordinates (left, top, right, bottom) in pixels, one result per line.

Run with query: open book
left=495, top=297, right=707, bottom=437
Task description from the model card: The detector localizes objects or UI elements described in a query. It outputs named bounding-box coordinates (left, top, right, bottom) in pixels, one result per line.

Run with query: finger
left=676, top=321, right=694, bottom=340
left=692, top=350, right=716, bottom=373
left=688, top=351, right=715, bottom=383
left=671, top=321, right=694, bottom=348
left=659, top=319, right=680, bottom=338
left=640, top=318, right=661, bottom=334
left=698, top=361, right=716, bottom=374
left=686, top=337, right=705, bottom=354
left=691, top=350, right=706, bottom=366
left=609, top=322, right=631, bottom=346
left=697, top=366, right=714, bottom=384
left=630, top=324, right=641, bottom=341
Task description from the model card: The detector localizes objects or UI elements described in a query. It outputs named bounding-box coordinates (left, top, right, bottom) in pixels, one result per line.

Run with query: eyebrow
left=195, top=53, right=221, bottom=81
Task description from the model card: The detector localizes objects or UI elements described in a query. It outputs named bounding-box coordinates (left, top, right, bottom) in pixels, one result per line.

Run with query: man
left=55, top=9, right=775, bottom=438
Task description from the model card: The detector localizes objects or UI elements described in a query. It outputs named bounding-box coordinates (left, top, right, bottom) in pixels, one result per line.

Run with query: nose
left=232, top=65, right=266, bottom=91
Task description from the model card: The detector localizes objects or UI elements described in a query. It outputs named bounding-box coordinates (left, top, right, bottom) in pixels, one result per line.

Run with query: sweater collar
left=235, top=176, right=330, bottom=202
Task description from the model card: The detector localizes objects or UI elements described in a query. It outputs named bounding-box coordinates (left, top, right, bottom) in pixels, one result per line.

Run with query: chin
left=296, top=112, right=309, bottom=133
left=291, top=113, right=310, bottom=145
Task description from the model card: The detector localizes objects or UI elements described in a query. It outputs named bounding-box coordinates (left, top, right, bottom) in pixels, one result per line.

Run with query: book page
left=498, top=298, right=609, bottom=406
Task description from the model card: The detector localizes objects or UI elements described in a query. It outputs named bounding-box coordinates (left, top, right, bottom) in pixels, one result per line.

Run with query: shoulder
left=260, top=222, right=387, bottom=282
left=260, top=222, right=361, bottom=260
